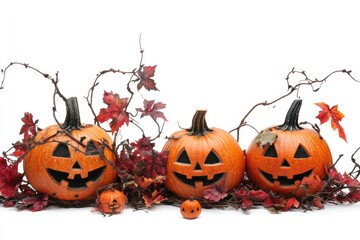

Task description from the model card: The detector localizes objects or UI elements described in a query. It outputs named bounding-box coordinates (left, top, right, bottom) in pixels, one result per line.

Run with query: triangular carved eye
left=264, top=144, right=278, bottom=158
left=294, top=145, right=310, bottom=158
left=176, top=150, right=191, bottom=164
left=86, top=141, right=99, bottom=156
left=53, top=143, right=71, bottom=157
left=204, top=151, right=221, bottom=165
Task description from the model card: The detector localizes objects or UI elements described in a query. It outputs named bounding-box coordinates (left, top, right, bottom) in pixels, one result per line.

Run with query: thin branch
left=230, top=68, right=359, bottom=141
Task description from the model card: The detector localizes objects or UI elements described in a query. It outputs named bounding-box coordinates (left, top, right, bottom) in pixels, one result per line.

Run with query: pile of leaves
left=197, top=164, right=360, bottom=212
left=1, top=44, right=360, bottom=213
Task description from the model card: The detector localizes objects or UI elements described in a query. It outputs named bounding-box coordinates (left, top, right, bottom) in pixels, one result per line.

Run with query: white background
left=1, top=0, right=359, bottom=239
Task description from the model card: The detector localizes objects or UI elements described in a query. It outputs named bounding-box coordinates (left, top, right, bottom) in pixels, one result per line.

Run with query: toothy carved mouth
left=46, top=166, right=106, bottom=189
left=174, top=172, right=224, bottom=187
left=259, top=169, right=313, bottom=186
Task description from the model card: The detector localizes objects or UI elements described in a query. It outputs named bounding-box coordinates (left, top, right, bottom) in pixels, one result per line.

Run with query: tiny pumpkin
left=246, top=99, right=333, bottom=196
left=98, top=189, right=127, bottom=214
left=180, top=198, right=202, bottom=219
left=163, top=109, right=245, bottom=198
left=23, top=97, right=117, bottom=201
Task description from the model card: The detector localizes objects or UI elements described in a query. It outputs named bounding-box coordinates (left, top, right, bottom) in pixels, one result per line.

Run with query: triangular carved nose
left=72, top=161, right=82, bottom=169
left=194, top=162, right=202, bottom=170
left=281, top=159, right=290, bottom=167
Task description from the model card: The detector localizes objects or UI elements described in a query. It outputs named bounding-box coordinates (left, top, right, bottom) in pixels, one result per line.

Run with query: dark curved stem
left=186, top=110, right=213, bottom=137
left=276, top=99, right=303, bottom=131
left=61, top=97, right=83, bottom=131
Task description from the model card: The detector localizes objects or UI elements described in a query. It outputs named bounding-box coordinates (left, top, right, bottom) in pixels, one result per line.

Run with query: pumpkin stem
left=277, top=99, right=303, bottom=131
left=186, top=109, right=213, bottom=137
left=61, top=97, right=83, bottom=131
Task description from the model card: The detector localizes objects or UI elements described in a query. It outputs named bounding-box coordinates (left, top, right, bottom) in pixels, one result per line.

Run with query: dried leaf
left=143, top=190, right=166, bottom=208
left=19, top=112, right=38, bottom=141
left=136, top=99, right=167, bottom=122
left=97, top=91, right=129, bottom=133
left=283, top=197, right=300, bottom=211
left=203, top=183, right=228, bottom=202
left=137, top=65, right=158, bottom=91
left=0, top=158, right=24, bottom=198
left=315, top=102, right=347, bottom=142
left=254, top=130, right=278, bottom=148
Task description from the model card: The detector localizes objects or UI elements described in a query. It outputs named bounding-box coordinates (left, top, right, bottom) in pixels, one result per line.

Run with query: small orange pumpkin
left=98, top=189, right=127, bottom=214
left=163, top=109, right=245, bottom=198
left=23, top=97, right=117, bottom=201
left=246, top=99, right=333, bottom=195
left=180, top=198, right=202, bottom=219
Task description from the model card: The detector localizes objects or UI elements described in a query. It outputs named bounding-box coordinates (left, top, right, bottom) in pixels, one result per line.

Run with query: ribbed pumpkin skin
left=246, top=99, right=333, bottom=196
left=98, top=189, right=126, bottom=214
left=246, top=127, right=332, bottom=195
left=24, top=125, right=116, bottom=201
left=163, top=127, right=245, bottom=199
left=180, top=198, right=202, bottom=219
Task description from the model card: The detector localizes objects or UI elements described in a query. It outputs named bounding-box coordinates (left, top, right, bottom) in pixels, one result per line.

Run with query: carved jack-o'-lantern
left=23, top=97, right=117, bottom=201
left=246, top=99, right=333, bottom=195
left=163, top=110, right=245, bottom=198
left=180, top=198, right=202, bottom=219
left=97, top=189, right=126, bottom=214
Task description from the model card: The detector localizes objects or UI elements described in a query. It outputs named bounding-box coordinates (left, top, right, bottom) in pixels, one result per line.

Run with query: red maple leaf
left=203, top=183, right=228, bottom=202
left=315, top=102, right=347, bottom=142
left=0, top=157, right=24, bottom=198
left=136, top=99, right=167, bottom=122
left=11, top=141, right=27, bottom=158
left=18, top=193, right=48, bottom=211
left=137, top=65, right=158, bottom=91
left=142, top=189, right=166, bottom=208
left=97, top=91, right=129, bottom=133
left=130, top=137, right=167, bottom=179
left=19, top=112, right=38, bottom=141
left=282, top=197, right=300, bottom=211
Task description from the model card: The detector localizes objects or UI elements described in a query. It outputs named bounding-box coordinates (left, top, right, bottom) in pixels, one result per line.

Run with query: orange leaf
left=315, top=102, right=347, bottom=142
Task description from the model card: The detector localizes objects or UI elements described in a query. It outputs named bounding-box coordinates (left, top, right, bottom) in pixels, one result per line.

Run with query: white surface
left=1, top=0, right=360, bottom=239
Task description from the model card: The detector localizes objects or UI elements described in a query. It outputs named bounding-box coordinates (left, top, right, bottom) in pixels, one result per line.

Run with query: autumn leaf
left=130, top=137, right=167, bottom=179
left=137, top=65, right=158, bottom=91
left=97, top=91, right=129, bottom=133
left=18, top=193, right=48, bottom=211
left=136, top=99, right=168, bottom=122
left=19, top=112, right=38, bottom=141
left=0, top=158, right=24, bottom=198
left=248, top=190, right=268, bottom=202
left=11, top=141, right=27, bottom=158
left=293, top=174, right=325, bottom=199
left=282, top=197, right=300, bottom=211
left=203, top=183, right=228, bottom=202
left=315, top=102, right=347, bottom=142
left=142, top=189, right=166, bottom=208
left=254, top=130, right=278, bottom=148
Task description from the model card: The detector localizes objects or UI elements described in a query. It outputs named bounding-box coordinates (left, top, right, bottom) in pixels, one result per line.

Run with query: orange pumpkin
left=246, top=99, right=333, bottom=195
left=180, top=198, right=202, bottom=219
left=23, top=97, right=117, bottom=201
left=163, top=109, right=245, bottom=198
left=98, top=189, right=127, bottom=214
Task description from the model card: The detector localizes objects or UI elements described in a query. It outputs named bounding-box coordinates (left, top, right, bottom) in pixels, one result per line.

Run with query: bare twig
left=230, top=68, right=359, bottom=141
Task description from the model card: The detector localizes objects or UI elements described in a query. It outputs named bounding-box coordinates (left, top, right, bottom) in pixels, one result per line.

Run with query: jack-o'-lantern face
left=259, top=143, right=313, bottom=186
left=246, top=99, right=333, bottom=195
left=180, top=198, right=202, bottom=219
left=172, top=149, right=226, bottom=189
left=163, top=110, right=245, bottom=198
left=23, top=97, right=117, bottom=201
left=46, top=141, right=108, bottom=190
